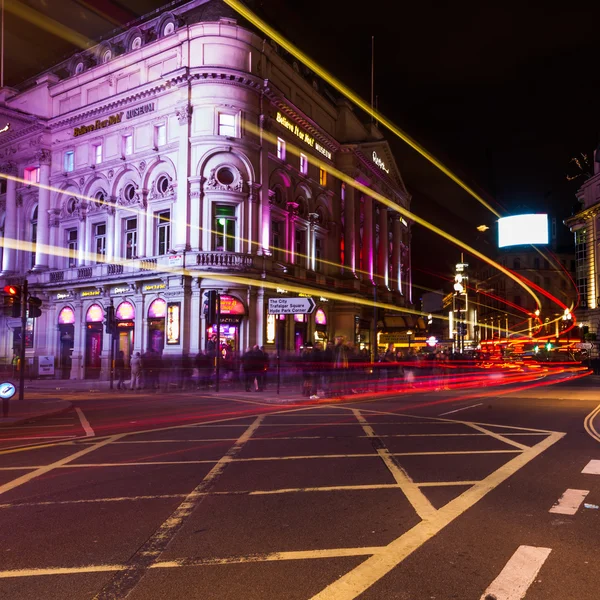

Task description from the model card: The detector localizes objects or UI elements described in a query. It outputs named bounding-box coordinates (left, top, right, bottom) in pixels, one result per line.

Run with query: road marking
left=466, top=423, right=529, bottom=451
left=0, top=435, right=78, bottom=441
left=91, top=415, right=265, bottom=600
left=0, top=434, right=124, bottom=497
left=583, top=402, right=600, bottom=443
left=310, top=431, right=564, bottom=600
left=352, top=409, right=437, bottom=520
left=438, top=403, right=483, bottom=416
left=0, top=547, right=385, bottom=579
left=75, top=407, right=94, bottom=437
left=0, top=481, right=481, bottom=509
left=549, top=489, right=589, bottom=515
left=582, top=459, right=600, bottom=475
left=479, top=545, right=552, bottom=600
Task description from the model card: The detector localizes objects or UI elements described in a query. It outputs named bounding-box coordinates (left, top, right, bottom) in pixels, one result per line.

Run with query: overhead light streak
left=223, top=0, right=501, bottom=218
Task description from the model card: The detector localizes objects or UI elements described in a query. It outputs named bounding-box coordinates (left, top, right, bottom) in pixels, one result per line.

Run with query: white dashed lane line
left=480, top=545, right=552, bottom=600
left=581, top=459, right=600, bottom=475
left=549, top=489, right=589, bottom=515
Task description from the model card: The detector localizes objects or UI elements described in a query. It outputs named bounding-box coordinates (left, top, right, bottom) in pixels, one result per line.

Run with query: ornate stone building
left=0, top=0, right=411, bottom=378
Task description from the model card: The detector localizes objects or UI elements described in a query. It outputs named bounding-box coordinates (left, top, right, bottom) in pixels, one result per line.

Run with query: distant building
left=564, top=152, right=600, bottom=339
left=0, top=0, right=412, bottom=378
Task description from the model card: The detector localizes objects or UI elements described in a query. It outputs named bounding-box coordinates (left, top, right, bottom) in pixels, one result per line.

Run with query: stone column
left=256, top=287, right=265, bottom=347
left=77, top=215, right=87, bottom=266
left=392, top=215, right=402, bottom=292
left=105, top=205, right=115, bottom=264
left=344, top=185, right=356, bottom=273
left=363, top=195, right=373, bottom=281
left=1, top=162, right=17, bottom=275
left=378, top=205, right=389, bottom=288
left=173, top=103, right=192, bottom=252
left=33, top=150, right=51, bottom=271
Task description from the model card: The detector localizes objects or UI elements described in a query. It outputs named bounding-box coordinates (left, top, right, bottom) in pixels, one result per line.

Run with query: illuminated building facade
left=0, top=0, right=411, bottom=379
left=565, top=155, right=600, bottom=338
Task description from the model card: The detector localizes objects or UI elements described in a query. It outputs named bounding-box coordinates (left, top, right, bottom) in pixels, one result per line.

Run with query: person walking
left=130, top=352, right=142, bottom=391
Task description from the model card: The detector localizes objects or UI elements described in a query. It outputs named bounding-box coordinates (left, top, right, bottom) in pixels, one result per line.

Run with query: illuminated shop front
left=205, top=294, right=245, bottom=353
left=85, top=304, right=104, bottom=379
left=58, top=306, right=75, bottom=379
left=147, top=298, right=166, bottom=354
left=314, top=307, right=328, bottom=345
left=115, top=301, right=135, bottom=365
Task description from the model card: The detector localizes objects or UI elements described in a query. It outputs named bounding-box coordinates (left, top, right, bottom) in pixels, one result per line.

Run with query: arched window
left=148, top=298, right=166, bottom=318
left=86, top=304, right=104, bottom=323
left=116, top=301, right=135, bottom=320
left=58, top=306, right=76, bottom=325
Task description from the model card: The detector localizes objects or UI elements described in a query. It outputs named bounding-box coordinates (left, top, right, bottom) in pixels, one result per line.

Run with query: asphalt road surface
left=1, top=371, right=599, bottom=599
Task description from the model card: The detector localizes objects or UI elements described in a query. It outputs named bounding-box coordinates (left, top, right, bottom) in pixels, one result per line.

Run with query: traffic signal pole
left=18, top=279, right=27, bottom=402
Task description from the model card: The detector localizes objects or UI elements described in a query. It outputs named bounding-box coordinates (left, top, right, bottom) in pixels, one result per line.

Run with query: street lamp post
left=406, top=329, right=413, bottom=351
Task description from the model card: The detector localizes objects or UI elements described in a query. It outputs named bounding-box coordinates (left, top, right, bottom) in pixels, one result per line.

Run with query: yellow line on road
left=310, top=431, right=565, bottom=600
left=0, top=434, right=125, bottom=497
left=584, top=402, right=600, bottom=443
left=352, top=409, right=437, bottom=521
left=465, top=423, right=530, bottom=451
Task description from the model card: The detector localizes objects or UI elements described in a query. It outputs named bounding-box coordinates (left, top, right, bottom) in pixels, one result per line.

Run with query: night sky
left=5, top=0, right=600, bottom=294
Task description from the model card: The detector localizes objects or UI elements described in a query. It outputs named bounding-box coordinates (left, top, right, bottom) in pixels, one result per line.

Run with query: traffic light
left=206, top=290, right=219, bottom=324
left=545, top=342, right=553, bottom=351
left=28, top=296, right=42, bottom=319
left=105, top=305, right=115, bottom=334
left=3, top=285, right=21, bottom=318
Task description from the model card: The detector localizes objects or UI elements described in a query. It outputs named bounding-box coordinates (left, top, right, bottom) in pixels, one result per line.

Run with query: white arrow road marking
left=549, top=489, right=589, bottom=515
left=479, top=545, right=551, bottom=600
left=582, top=459, right=600, bottom=475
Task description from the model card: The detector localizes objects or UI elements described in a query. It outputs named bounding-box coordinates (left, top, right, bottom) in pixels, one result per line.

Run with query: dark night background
left=5, top=0, right=600, bottom=296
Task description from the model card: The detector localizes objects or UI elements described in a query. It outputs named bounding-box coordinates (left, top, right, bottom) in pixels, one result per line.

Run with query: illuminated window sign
left=498, top=214, right=549, bottom=248
left=81, top=289, right=101, bottom=297
left=315, top=308, right=327, bottom=326
left=275, top=112, right=332, bottom=160
left=112, top=286, right=129, bottom=295
left=166, top=303, right=181, bottom=345
left=143, top=283, right=166, bottom=292
left=85, top=304, right=104, bottom=323
left=58, top=306, right=75, bottom=325
left=148, top=298, right=166, bottom=318
left=266, top=314, right=276, bottom=344
left=219, top=295, right=246, bottom=315
left=116, top=301, right=135, bottom=321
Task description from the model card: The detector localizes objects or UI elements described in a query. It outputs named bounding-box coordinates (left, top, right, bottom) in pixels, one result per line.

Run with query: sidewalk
left=0, top=397, right=72, bottom=426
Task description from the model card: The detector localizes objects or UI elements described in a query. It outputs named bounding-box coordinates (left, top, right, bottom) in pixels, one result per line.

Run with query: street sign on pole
left=268, top=297, right=316, bottom=315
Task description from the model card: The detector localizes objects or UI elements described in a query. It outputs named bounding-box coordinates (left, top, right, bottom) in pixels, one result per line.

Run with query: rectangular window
left=156, top=210, right=171, bottom=256
left=315, top=237, right=323, bottom=271
left=155, top=124, right=167, bottom=148
left=271, top=220, right=283, bottom=261
left=213, top=204, right=236, bottom=252
left=94, top=223, right=106, bottom=263
left=66, top=229, right=78, bottom=268
left=300, top=153, right=308, bottom=175
left=122, top=134, right=133, bottom=156
left=64, top=151, right=74, bottom=173
left=277, top=137, right=286, bottom=161
left=295, top=228, right=305, bottom=264
left=94, top=144, right=102, bottom=164
left=124, top=217, right=137, bottom=259
left=24, top=166, right=40, bottom=183
left=319, top=168, right=327, bottom=186
left=218, top=113, right=236, bottom=137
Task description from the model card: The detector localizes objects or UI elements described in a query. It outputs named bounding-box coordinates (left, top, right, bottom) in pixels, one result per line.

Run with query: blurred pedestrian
left=115, top=350, right=125, bottom=390
left=130, top=351, right=142, bottom=391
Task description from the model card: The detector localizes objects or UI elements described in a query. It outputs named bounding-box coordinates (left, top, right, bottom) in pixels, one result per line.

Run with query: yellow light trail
left=5, top=0, right=91, bottom=49
left=242, top=119, right=542, bottom=312
left=223, top=0, right=501, bottom=218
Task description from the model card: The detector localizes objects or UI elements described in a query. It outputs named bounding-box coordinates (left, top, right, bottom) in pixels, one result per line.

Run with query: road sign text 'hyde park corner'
left=268, top=297, right=316, bottom=315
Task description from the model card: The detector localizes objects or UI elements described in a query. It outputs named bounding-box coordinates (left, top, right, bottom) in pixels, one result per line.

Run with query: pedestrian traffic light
left=28, top=296, right=42, bottom=319
left=3, top=284, right=21, bottom=318
left=105, top=305, right=115, bottom=334
left=545, top=342, right=553, bottom=351
left=206, top=290, right=219, bottom=324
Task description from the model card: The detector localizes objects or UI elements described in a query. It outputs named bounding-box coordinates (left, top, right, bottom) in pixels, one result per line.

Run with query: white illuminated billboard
left=498, top=214, right=548, bottom=248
